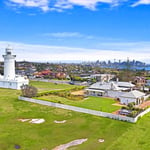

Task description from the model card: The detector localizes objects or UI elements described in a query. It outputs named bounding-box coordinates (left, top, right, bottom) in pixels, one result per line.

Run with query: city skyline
left=0, top=0, right=150, bottom=62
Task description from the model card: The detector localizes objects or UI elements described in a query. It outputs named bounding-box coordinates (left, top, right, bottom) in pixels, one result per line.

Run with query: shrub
left=21, top=85, right=38, bottom=98
left=127, top=102, right=135, bottom=110
left=58, top=101, right=63, bottom=104
left=127, top=111, right=138, bottom=117
left=121, top=106, right=127, bottom=110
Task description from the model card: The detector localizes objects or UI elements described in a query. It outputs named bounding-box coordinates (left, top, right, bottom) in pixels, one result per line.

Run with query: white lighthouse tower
left=0, top=46, right=29, bottom=89
left=3, top=46, right=16, bottom=80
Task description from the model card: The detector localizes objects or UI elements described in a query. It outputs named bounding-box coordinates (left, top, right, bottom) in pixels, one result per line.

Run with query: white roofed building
left=120, top=90, right=147, bottom=105
left=85, top=80, right=149, bottom=106
left=90, top=74, right=115, bottom=82
left=85, top=81, right=135, bottom=98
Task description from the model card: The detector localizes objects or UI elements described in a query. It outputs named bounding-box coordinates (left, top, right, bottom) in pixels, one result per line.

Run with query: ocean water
left=101, top=65, right=150, bottom=71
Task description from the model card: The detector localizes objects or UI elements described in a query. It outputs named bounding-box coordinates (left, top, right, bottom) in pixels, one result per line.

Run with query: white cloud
left=53, top=0, right=121, bottom=11
left=7, top=0, right=150, bottom=11
left=131, top=0, right=150, bottom=7
left=0, top=41, right=150, bottom=63
left=7, top=0, right=123, bottom=12
left=44, top=32, right=83, bottom=38
left=8, top=0, right=49, bottom=12
left=43, top=32, right=94, bottom=39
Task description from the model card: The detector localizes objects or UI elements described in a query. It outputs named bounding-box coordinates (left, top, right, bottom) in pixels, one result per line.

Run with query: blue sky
left=0, top=0, right=150, bottom=63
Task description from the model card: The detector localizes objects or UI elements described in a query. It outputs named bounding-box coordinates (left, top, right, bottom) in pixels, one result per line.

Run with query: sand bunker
left=29, top=119, right=45, bottom=124
left=98, top=139, right=105, bottom=143
left=18, top=118, right=45, bottom=124
left=18, top=119, right=30, bottom=122
left=71, top=90, right=84, bottom=95
left=52, top=138, right=88, bottom=150
left=54, top=120, right=66, bottom=124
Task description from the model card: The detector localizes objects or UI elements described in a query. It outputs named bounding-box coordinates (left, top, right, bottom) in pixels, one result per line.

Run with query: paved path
left=139, top=100, right=150, bottom=109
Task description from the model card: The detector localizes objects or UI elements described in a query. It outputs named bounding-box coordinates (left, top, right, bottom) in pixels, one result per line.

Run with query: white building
left=120, top=90, right=147, bottom=105
left=0, top=46, right=29, bottom=89
left=81, top=74, right=115, bottom=82
left=146, top=80, right=150, bottom=86
left=85, top=81, right=135, bottom=98
left=90, top=74, right=115, bottom=82
left=85, top=81, right=149, bottom=106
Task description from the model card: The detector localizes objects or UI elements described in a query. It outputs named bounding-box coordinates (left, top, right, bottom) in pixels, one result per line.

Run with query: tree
left=127, top=102, right=135, bottom=110
left=21, top=85, right=38, bottom=98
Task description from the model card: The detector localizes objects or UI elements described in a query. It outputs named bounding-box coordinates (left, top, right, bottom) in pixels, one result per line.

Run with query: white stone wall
left=133, top=107, right=150, bottom=122
left=0, top=81, right=17, bottom=89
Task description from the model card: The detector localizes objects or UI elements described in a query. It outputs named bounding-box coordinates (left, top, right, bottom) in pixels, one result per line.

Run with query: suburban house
left=90, top=74, right=115, bottom=82
left=81, top=74, right=115, bottom=82
left=85, top=81, right=135, bottom=98
left=119, top=90, right=147, bottom=105
left=85, top=81, right=149, bottom=106
left=134, top=76, right=146, bottom=87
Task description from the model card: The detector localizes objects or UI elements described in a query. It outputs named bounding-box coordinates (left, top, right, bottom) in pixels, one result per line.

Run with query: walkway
left=139, top=100, right=150, bottom=109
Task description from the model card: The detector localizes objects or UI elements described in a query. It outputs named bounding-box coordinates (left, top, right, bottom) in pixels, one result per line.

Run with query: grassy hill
left=0, top=81, right=150, bottom=150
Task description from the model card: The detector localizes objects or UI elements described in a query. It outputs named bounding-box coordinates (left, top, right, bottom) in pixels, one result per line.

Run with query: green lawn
left=146, top=77, right=150, bottom=80
left=30, top=80, right=79, bottom=92
left=37, top=95, right=120, bottom=113
left=31, top=81, right=120, bottom=112
left=1, top=82, right=150, bottom=150
left=0, top=88, right=131, bottom=150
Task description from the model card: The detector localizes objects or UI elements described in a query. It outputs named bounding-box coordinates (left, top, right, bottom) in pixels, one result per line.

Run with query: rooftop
left=120, top=90, right=145, bottom=98
left=89, top=81, right=135, bottom=91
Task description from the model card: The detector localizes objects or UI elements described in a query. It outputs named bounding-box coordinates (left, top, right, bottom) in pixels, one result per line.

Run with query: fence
left=18, top=96, right=150, bottom=123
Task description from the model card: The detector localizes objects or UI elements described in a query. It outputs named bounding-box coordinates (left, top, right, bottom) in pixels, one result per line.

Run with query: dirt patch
left=112, top=103, right=125, bottom=107
left=138, top=100, right=150, bottom=109
left=54, top=120, right=66, bottom=124
left=52, top=138, right=88, bottom=150
left=18, top=119, right=30, bottom=122
left=98, top=139, right=105, bottom=143
left=29, top=119, right=45, bottom=124
left=18, top=118, right=45, bottom=124
left=112, top=110, right=120, bottom=115
left=71, top=90, right=84, bottom=96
